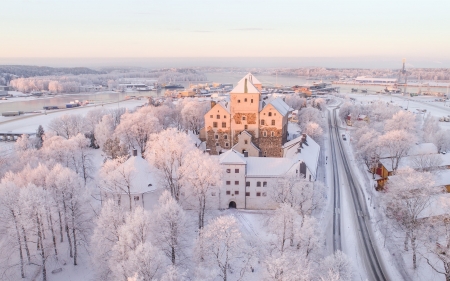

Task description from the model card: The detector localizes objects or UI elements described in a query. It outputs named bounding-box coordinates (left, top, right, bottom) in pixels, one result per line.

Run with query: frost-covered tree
left=48, top=114, right=85, bottom=139
left=145, top=128, right=196, bottom=201
left=384, top=110, right=418, bottom=134
left=384, top=167, right=440, bottom=269
left=0, top=181, right=26, bottom=278
left=181, top=100, right=209, bottom=134
left=115, top=107, right=161, bottom=156
left=355, top=129, right=382, bottom=178
left=302, top=122, right=323, bottom=143
left=195, top=216, right=254, bottom=281
left=271, top=176, right=325, bottom=222
left=152, top=191, right=187, bottom=265
left=91, top=200, right=126, bottom=280
left=69, top=133, right=94, bottom=184
left=95, top=114, right=116, bottom=149
left=319, top=251, right=353, bottom=281
left=379, top=130, right=415, bottom=171
left=422, top=113, right=441, bottom=143
left=99, top=156, right=135, bottom=211
left=433, top=130, right=450, bottom=153
left=181, top=149, right=222, bottom=229
left=284, top=95, right=306, bottom=110
left=298, top=107, right=324, bottom=129
left=102, top=137, right=129, bottom=159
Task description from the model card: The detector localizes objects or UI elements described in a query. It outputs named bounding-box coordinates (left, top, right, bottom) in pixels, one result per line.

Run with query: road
left=328, top=105, right=388, bottom=281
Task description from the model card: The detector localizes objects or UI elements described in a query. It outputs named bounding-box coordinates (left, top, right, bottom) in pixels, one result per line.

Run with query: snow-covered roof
left=245, top=157, right=297, bottom=177
left=435, top=170, right=450, bottom=187
left=265, top=97, right=292, bottom=116
left=284, top=135, right=320, bottom=179
left=418, top=192, right=450, bottom=219
left=217, top=101, right=231, bottom=113
left=408, top=143, right=438, bottom=156
left=219, top=150, right=246, bottom=165
left=238, top=73, right=262, bottom=85
left=380, top=143, right=439, bottom=159
left=230, top=76, right=260, bottom=94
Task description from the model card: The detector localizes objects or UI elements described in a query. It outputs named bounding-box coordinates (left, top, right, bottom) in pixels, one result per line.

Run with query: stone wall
left=259, top=127, right=283, bottom=157
left=232, top=129, right=259, bottom=147
left=206, top=127, right=231, bottom=155
left=232, top=113, right=257, bottom=124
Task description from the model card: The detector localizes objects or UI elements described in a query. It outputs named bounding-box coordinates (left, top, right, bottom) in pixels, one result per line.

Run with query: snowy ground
left=0, top=99, right=146, bottom=133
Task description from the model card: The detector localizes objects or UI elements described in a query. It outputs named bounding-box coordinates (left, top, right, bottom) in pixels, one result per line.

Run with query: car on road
left=342, top=134, right=347, bottom=140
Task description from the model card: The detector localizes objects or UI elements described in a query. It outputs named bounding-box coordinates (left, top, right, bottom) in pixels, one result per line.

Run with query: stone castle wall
left=259, top=127, right=283, bottom=157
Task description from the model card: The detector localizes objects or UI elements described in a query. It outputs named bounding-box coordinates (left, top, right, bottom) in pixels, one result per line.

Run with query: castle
left=203, top=73, right=292, bottom=157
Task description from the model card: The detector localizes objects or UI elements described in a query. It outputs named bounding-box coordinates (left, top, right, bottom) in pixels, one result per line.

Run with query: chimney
left=211, top=101, right=216, bottom=109
left=244, top=151, right=248, bottom=157
left=244, top=79, right=248, bottom=93
left=297, top=147, right=301, bottom=154
left=132, top=149, right=137, bottom=157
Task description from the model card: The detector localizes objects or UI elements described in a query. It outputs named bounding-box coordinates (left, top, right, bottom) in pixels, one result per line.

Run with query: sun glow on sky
left=2, top=0, right=450, bottom=60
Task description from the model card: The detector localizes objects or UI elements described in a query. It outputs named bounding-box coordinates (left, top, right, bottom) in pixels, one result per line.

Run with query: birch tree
left=152, top=190, right=187, bottom=265
left=145, top=128, right=196, bottom=201
left=195, top=216, right=254, bottom=281
left=384, top=167, right=440, bottom=269
left=181, top=149, right=222, bottom=229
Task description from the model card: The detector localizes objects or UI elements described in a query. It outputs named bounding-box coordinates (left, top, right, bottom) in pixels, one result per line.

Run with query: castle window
left=242, top=116, right=246, bottom=120
left=256, top=192, right=261, bottom=197
left=251, top=99, right=253, bottom=103
left=238, top=100, right=241, bottom=103
left=217, top=115, right=220, bottom=119
left=224, top=115, right=226, bottom=118
left=216, top=143, right=219, bottom=146
left=257, top=181, right=261, bottom=187
left=222, top=122, right=226, bottom=128
left=263, top=131, right=267, bottom=137
left=268, top=112, right=272, bottom=117
left=235, top=191, right=239, bottom=195
left=271, top=132, right=275, bottom=137
left=244, top=125, right=248, bottom=130
left=226, top=191, right=231, bottom=195
left=244, top=140, right=248, bottom=144
left=263, top=181, right=267, bottom=187
left=215, top=134, right=218, bottom=139
left=213, top=122, right=218, bottom=128
left=224, top=135, right=228, bottom=139
left=225, top=142, right=229, bottom=147
left=246, top=192, right=250, bottom=196
left=210, top=115, right=213, bottom=118
left=271, top=120, right=275, bottom=125
left=226, top=169, right=230, bottom=173
left=235, top=181, right=239, bottom=185
left=274, top=113, right=276, bottom=116
left=244, top=98, right=247, bottom=102
left=235, top=169, right=239, bottom=173
left=246, top=182, right=250, bottom=187
left=226, top=181, right=230, bottom=185
left=261, top=120, right=265, bottom=125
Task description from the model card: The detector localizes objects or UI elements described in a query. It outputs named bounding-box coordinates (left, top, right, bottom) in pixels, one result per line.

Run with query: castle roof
left=230, top=75, right=260, bottom=94
left=219, top=150, right=246, bottom=165
left=238, top=73, right=262, bottom=85
left=266, top=97, right=293, bottom=116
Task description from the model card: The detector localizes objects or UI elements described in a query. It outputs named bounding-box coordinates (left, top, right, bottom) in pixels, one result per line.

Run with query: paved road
left=328, top=105, right=388, bottom=281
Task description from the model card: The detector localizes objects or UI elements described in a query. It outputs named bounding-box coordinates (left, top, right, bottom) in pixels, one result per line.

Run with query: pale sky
left=1, top=0, right=450, bottom=60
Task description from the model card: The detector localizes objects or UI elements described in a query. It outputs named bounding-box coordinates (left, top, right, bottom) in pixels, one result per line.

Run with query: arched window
left=242, top=116, right=246, bottom=120
left=244, top=98, right=247, bottom=102
left=257, top=181, right=261, bottom=187
left=271, top=120, right=275, bottom=125
left=268, top=112, right=272, bottom=117
left=261, top=119, right=265, bottom=125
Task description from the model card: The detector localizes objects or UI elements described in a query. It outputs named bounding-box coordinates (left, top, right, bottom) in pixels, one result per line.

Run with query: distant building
left=202, top=73, right=293, bottom=157
left=354, top=76, right=398, bottom=84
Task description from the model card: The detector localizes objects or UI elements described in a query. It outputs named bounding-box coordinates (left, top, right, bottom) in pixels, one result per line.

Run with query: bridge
left=0, top=132, right=35, bottom=142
